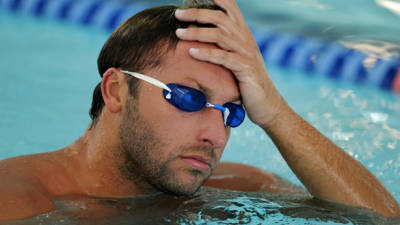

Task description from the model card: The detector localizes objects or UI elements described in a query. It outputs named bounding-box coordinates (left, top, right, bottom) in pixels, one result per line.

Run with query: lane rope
left=2, top=0, right=399, bottom=92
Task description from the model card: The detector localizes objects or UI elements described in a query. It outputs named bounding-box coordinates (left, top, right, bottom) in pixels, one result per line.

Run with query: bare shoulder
left=205, top=162, right=307, bottom=194
left=0, top=156, right=55, bottom=221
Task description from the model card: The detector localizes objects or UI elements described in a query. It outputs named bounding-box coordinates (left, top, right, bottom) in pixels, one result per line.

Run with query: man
left=0, top=0, right=399, bottom=220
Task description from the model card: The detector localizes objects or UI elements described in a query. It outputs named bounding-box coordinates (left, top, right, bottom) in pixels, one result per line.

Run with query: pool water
left=1, top=1, right=400, bottom=224
left=4, top=188, right=396, bottom=225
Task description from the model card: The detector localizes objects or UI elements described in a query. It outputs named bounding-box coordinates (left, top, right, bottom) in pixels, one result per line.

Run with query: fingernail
left=175, top=9, right=184, bottom=16
left=176, top=28, right=186, bottom=36
left=189, top=48, right=200, bottom=55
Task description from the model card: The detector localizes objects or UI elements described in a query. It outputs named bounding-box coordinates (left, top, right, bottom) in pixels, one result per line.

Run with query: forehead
left=151, top=41, right=239, bottom=101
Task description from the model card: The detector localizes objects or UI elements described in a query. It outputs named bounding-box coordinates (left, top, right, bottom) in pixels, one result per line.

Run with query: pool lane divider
left=2, top=0, right=400, bottom=93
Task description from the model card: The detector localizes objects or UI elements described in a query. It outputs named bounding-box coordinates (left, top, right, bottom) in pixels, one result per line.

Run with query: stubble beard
left=117, top=97, right=215, bottom=196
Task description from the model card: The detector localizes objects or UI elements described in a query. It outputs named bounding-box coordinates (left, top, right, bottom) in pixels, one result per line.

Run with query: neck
left=58, top=118, right=145, bottom=198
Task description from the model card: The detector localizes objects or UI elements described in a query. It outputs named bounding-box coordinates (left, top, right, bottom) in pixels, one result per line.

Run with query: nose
left=196, top=107, right=229, bottom=149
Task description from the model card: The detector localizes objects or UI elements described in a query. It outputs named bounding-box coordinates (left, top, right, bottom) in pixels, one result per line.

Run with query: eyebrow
left=187, top=79, right=242, bottom=104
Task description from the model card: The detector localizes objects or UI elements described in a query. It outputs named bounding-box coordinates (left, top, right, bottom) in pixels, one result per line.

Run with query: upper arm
left=205, top=162, right=307, bottom=194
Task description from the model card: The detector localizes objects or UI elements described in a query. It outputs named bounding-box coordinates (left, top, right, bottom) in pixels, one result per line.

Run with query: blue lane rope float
left=2, top=0, right=400, bottom=92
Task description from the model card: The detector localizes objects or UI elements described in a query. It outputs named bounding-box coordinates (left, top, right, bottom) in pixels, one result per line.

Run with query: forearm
left=173, top=0, right=399, bottom=217
left=262, top=105, right=400, bottom=217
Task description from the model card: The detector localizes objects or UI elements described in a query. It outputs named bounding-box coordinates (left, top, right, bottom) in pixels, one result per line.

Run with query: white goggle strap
left=121, top=70, right=172, bottom=94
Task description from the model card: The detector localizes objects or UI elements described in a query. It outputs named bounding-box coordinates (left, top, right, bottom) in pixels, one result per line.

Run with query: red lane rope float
left=392, top=68, right=400, bottom=93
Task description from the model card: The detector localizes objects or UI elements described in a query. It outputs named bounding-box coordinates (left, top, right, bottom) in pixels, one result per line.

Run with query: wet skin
left=1, top=0, right=399, bottom=221
left=0, top=41, right=297, bottom=221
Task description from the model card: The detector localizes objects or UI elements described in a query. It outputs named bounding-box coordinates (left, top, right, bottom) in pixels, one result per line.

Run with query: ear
left=101, top=68, right=125, bottom=114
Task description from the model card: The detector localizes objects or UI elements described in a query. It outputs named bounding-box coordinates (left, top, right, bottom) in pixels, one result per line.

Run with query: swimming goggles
left=121, top=70, right=245, bottom=127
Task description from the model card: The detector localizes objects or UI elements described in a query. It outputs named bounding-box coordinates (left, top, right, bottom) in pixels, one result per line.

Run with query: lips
left=180, top=155, right=211, bottom=171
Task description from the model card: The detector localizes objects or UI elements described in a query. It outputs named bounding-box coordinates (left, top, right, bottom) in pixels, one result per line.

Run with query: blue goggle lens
left=162, top=83, right=245, bottom=127
left=223, top=102, right=245, bottom=127
left=163, top=84, right=206, bottom=112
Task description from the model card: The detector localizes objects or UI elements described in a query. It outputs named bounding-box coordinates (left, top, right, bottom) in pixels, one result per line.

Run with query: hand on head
left=175, top=0, right=288, bottom=128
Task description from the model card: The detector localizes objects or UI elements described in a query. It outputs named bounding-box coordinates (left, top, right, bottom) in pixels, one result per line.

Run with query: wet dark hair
left=89, top=1, right=220, bottom=126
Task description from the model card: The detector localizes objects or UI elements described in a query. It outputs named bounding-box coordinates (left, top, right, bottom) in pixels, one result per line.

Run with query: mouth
left=180, top=155, right=211, bottom=171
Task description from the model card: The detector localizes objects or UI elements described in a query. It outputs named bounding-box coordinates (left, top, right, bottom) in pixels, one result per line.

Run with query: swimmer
left=0, top=0, right=399, bottom=220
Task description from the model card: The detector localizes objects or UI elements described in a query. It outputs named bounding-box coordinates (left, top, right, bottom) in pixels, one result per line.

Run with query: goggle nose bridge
left=205, top=103, right=230, bottom=126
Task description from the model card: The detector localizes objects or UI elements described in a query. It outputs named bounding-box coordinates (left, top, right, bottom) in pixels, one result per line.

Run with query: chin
left=183, top=169, right=211, bottom=194
left=159, top=169, right=209, bottom=196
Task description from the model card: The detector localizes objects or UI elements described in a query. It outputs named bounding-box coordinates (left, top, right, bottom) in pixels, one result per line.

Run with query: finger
left=175, top=8, right=239, bottom=35
left=176, top=28, right=248, bottom=55
left=213, top=0, right=246, bottom=28
left=189, top=48, right=246, bottom=74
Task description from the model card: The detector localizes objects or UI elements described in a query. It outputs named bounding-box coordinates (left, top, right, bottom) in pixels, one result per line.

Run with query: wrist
left=258, top=98, right=292, bottom=131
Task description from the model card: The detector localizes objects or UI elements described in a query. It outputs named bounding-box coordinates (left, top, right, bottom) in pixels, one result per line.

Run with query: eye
left=164, top=83, right=206, bottom=112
